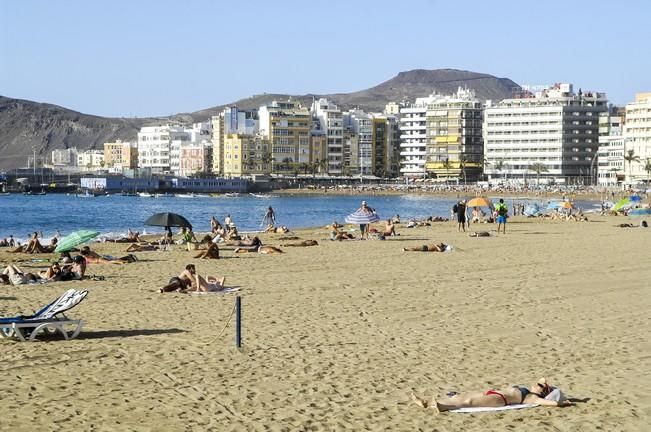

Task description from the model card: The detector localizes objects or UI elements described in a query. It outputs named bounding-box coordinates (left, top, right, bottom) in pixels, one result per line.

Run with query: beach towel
left=189, top=287, right=241, bottom=295
left=444, top=245, right=454, bottom=252
left=449, top=404, right=538, bottom=413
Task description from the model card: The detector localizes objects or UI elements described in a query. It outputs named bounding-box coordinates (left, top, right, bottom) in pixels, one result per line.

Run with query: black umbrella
left=145, top=212, right=192, bottom=229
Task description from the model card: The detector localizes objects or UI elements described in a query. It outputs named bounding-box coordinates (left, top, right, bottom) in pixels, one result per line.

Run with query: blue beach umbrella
left=628, top=208, right=651, bottom=217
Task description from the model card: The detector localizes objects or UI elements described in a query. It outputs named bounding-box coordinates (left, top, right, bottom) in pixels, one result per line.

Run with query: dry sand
left=1, top=215, right=650, bottom=431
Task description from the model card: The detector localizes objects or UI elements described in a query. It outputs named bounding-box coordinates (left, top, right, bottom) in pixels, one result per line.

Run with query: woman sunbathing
left=175, top=263, right=225, bottom=292
left=39, top=262, right=63, bottom=281
left=194, top=243, right=220, bottom=259
left=80, top=246, right=137, bottom=264
left=411, top=378, right=572, bottom=412
left=234, top=245, right=283, bottom=254
left=280, top=240, right=318, bottom=247
left=126, top=243, right=159, bottom=252
left=403, top=243, right=449, bottom=252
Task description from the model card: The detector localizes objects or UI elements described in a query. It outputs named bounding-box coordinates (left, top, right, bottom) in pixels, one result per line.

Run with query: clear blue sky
left=1, top=0, right=649, bottom=117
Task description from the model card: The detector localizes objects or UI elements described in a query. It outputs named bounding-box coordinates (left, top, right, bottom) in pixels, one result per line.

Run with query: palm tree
left=459, top=156, right=468, bottom=184
left=442, top=158, right=452, bottom=181
left=624, top=149, right=640, bottom=184
left=528, top=162, right=549, bottom=185
left=644, top=158, right=651, bottom=185
left=493, top=159, right=506, bottom=180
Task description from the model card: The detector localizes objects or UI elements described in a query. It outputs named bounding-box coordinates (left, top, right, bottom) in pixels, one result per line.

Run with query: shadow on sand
left=77, top=328, right=187, bottom=340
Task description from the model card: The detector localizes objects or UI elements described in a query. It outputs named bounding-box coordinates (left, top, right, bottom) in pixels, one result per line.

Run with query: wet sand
left=1, top=214, right=649, bottom=431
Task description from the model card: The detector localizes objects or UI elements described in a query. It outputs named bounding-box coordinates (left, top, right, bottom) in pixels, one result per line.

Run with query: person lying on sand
left=469, top=231, right=491, bottom=237
left=108, top=229, right=142, bottom=243
left=126, top=243, right=159, bottom=252
left=80, top=246, right=137, bottom=264
left=280, top=240, right=318, bottom=247
left=160, top=263, right=225, bottom=293
left=410, top=378, right=572, bottom=412
left=2, top=264, right=42, bottom=285
left=331, top=224, right=354, bottom=241
left=194, top=243, right=219, bottom=259
left=234, top=245, right=283, bottom=254
left=403, top=243, right=448, bottom=252
left=265, top=225, right=290, bottom=234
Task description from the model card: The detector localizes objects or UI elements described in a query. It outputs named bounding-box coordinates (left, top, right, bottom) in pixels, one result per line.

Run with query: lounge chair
left=0, top=289, right=88, bottom=341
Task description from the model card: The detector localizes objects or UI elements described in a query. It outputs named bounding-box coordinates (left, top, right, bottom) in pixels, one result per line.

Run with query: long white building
left=624, top=92, right=651, bottom=185
left=484, top=83, right=607, bottom=184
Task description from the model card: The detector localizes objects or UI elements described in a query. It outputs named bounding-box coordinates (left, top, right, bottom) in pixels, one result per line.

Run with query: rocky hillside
left=0, top=69, right=519, bottom=170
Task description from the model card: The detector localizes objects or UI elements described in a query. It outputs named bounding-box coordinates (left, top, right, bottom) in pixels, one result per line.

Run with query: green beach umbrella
left=55, top=230, right=100, bottom=253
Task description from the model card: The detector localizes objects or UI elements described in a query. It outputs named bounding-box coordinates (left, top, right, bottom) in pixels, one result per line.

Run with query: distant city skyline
left=1, top=0, right=650, bottom=117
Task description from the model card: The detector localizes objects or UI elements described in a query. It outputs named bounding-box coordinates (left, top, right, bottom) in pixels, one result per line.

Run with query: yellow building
left=259, top=101, right=311, bottom=174
left=424, top=89, right=483, bottom=182
left=103, top=140, right=138, bottom=169
left=223, top=134, right=271, bottom=178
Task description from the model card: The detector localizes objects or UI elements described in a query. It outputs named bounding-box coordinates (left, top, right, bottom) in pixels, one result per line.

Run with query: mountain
left=0, top=69, right=519, bottom=170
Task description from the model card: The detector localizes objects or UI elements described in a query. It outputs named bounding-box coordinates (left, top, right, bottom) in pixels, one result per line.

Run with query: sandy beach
left=1, top=215, right=650, bottom=431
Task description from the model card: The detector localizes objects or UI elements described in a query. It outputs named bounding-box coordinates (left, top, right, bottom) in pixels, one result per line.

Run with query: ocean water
left=0, top=193, right=599, bottom=242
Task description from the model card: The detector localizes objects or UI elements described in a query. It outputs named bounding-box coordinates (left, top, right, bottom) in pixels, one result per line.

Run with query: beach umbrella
left=55, top=230, right=100, bottom=253
left=345, top=209, right=380, bottom=225
left=523, top=203, right=541, bottom=217
left=466, top=197, right=493, bottom=208
left=145, top=212, right=192, bottom=229
left=628, top=208, right=651, bottom=217
left=612, top=197, right=640, bottom=212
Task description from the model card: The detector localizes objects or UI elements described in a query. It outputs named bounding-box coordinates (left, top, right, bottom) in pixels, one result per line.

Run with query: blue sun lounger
left=0, top=289, right=88, bottom=341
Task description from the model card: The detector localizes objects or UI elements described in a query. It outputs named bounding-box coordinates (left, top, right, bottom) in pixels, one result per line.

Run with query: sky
left=1, top=0, right=650, bottom=118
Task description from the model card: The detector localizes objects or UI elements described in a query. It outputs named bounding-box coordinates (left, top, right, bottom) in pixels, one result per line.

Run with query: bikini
left=485, top=387, right=544, bottom=406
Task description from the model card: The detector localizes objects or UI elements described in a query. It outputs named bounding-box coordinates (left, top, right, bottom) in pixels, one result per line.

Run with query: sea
left=0, top=193, right=600, bottom=243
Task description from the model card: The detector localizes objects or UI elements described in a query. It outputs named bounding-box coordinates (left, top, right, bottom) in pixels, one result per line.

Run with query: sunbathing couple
left=331, top=223, right=354, bottom=241
left=107, top=229, right=142, bottom=243
left=8, top=232, right=58, bottom=254
left=1, top=258, right=86, bottom=285
left=411, top=378, right=573, bottom=412
left=160, top=263, right=225, bottom=293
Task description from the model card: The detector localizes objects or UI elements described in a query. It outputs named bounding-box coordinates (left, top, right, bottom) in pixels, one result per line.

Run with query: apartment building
left=51, top=148, right=78, bottom=166
left=312, top=98, right=343, bottom=175
left=424, top=88, right=483, bottom=182
left=211, top=108, right=259, bottom=176
left=222, top=134, right=271, bottom=178
left=344, top=110, right=372, bottom=175
left=77, top=150, right=105, bottom=170
left=259, top=100, right=311, bottom=174
left=137, top=124, right=188, bottom=174
left=484, top=83, right=607, bottom=184
left=103, top=140, right=138, bottom=170
left=597, top=110, right=624, bottom=186
left=372, top=114, right=400, bottom=177
left=624, top=92, right=651, bottom=184
left=400, top=95, right=436, bottom=177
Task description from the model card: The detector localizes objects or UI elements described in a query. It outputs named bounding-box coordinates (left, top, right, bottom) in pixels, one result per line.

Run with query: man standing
left=456, top=200, right=467, bottom=232
left=495, top=198, right=508, bottom=234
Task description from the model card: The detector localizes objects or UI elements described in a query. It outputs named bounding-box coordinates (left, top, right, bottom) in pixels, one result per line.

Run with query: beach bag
left=452, top=204, right=459, bottom=213
left=497, top=205, right=508, bottom=216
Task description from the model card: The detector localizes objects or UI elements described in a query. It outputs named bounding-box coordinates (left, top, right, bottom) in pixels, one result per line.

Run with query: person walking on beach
left=456, top=200, right=467, bottom=232
left=495, top=198, right=508, bottom=234
left=262, top=206, right=276, bottom=227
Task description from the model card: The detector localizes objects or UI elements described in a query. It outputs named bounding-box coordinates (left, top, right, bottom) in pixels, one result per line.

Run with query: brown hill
left=0, top=69, right=519, bottom=170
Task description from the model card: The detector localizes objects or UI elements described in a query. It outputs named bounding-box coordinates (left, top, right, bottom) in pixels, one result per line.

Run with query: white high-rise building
left=312, top=98, right=343, bottom=175
left=138, top=125, right=188, bottom=174
left=399, top=95, right=437, bottom=177
left=624, top=93, right=651, bottom=185
left=597, top=111, right=624, bottom=186
left=484, top=84, right=607, bottom=184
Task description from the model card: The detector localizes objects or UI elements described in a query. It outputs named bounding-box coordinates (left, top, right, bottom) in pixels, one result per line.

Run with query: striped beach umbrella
left=345, top=209, right=380, bottom=225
